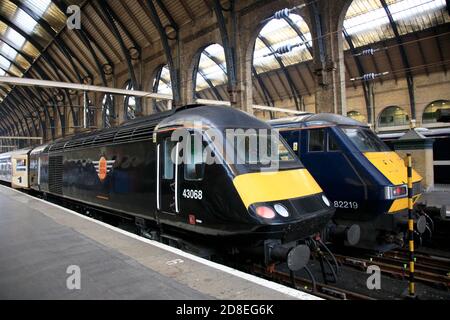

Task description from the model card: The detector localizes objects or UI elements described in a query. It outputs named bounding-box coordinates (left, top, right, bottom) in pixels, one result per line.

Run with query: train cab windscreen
left=231, top=131, right=301, bottom=171
left=342, top=127, right=390, bottom=152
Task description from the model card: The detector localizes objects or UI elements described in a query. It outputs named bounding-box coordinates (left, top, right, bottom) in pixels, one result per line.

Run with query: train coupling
left=325, top=223, right=361, bottom=246
left=397, top=214, right=427, bottom=234
left=263, top=241, right=310, bottom=271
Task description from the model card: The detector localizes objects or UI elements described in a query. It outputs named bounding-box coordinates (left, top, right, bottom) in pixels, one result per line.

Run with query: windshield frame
left=341, top=126, right=391, bottom=153
left=204, top=127, right=303, bottom=174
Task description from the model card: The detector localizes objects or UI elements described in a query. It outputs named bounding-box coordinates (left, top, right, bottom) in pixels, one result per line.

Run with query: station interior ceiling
left=0, top=0, right=449, bottom=141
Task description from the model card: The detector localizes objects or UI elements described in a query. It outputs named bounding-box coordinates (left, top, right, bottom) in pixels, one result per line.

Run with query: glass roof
left=344, top=0, right=449, bottom=48
left=29, top=0, right=52, bottom=16
left=253, top=14, right=312, bottom=74
left=195, top=44, right=227, bottom=92
left=1, top=0, right=448, bottom=105
left=154, top=65, right=173, bottom=95
left=0, top=41, right=18, bottom=60
left=0, top=0, right=66, bottom=98
left=15, top=9, right=39, bottom=34
left=198, top=0, right=448, bottom=90
left=0, top=56, right=11, bottom=71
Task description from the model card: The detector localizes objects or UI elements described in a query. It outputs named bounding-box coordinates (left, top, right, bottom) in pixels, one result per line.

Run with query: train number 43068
left=333, top=201, right=358, bottom=209
left=182, top=189, right=203, bottom=200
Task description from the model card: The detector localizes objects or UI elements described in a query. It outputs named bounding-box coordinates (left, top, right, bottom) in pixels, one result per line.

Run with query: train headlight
left=322, top=195, right=331, bottom=207
left=384, top=185, right=408, bottom=199
left=274, top=204, right=289, bottom=217
left=256, top=206, right=276, bottom=219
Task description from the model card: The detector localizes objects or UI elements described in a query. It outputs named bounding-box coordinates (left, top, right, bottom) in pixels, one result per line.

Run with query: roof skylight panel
left=0, top=42, right=17, bottom=60
left=158, top=83, right=172, bottom=95
left=28, top=0, right=52, bottom=17
left=15, top=10, right=38, bottom=35
left=204, top=44, right=225, bottom=58
left=5, top=28, right=26, bottom=48
left=259, top=19, right=288, bottom=37
left=344, top=7, right=389, bottom=35
left=0, top=56, right=11, bottom=70
left=390, top=0, right=445, bottom=22
left=201, top=64, right=225, bottom=81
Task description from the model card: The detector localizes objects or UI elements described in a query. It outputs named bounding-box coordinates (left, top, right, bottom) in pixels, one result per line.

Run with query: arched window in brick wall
left=423, top=100, right=450, bottom=124
left=123, top=80, right=136, bottom=120
left=152, top=65, right=172, bottom=112
left=194, top=44, right=228, bottom=102
left=378, top=106, right=409, bottom=127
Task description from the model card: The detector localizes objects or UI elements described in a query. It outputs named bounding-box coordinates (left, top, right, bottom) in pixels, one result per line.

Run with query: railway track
left=18, top=188, right=450, bottom=300
left=251, top=265, right=374, bottom=300
left=334, top=251, right=450, bottom=289
left=392, top=249, right=450, bottom=266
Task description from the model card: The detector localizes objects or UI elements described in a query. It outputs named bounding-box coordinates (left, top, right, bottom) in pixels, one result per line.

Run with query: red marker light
left=256, top=206, right=276, bottom=219
left=393, top=186, right=407, bottom=196
left=188, top=214, right=196, bottom=225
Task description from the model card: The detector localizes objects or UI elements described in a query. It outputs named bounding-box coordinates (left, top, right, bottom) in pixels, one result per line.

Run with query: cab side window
left=185, top=134, right=205, bottom=181
left=163, top=138, right=175, bottom=180
left=16, top=159, right=27, bottom=172
left=328, top=133, right=341, bottom=152
left=308, top=129, right=326, bottom=152
left=283, top=130, right=300, bottom=152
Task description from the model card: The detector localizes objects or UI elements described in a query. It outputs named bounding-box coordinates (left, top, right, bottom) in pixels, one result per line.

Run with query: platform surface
left=0, top=185, right=318, bottom=300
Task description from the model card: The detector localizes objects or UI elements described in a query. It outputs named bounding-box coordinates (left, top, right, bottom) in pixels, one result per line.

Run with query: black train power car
left=21, top=105, right=335, bottom=270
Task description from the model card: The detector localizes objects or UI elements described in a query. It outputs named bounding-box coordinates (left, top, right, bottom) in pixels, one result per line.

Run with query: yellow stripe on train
left=233, top=169, right=323, bottom=209
left=388, top=195, right=421, bottom=213
left=364, top=151, right=422, bottom=186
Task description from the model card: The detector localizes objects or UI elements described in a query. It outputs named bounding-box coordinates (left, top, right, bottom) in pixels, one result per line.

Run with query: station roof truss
left=0, top=0, right=449, bottom=139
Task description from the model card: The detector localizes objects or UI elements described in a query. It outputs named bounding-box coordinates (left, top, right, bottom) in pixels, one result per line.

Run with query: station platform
left=0, top=185, right=318, bottom=300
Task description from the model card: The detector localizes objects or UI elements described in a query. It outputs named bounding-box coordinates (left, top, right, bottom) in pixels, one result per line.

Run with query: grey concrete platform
left=0, top=185, right=317, bottom=300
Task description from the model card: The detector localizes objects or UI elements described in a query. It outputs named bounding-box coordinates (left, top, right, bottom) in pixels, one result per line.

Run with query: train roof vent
left=92, top=132, right=117, bottom=146
left=82, top=136, right=96, bottom=146
left=113, top=128, right=135, bottom=143
left=132, top=123, right=156, bottom=141
left=49, top=142, right=66, bottom=152
left=64, top=139, right=84, bottom=150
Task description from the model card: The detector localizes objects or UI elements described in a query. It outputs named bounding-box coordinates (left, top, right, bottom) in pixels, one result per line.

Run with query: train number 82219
left=333, top=201, right=358, bottom=209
